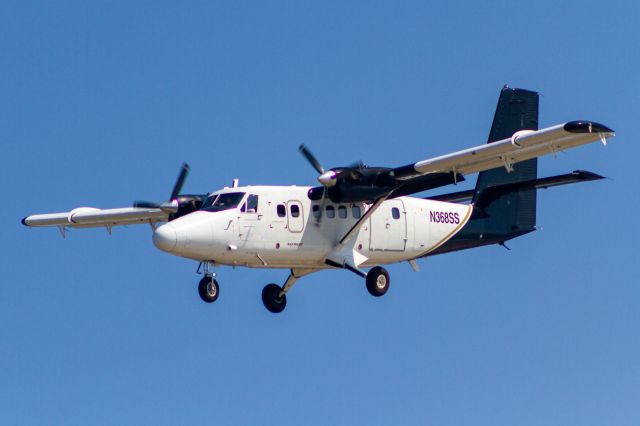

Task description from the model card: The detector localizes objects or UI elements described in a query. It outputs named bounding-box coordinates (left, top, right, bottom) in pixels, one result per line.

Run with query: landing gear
left=366, top=266, right=390, bottom=297
left=198, top=276, right=220, bottom=303
left=260, top=270, right=311, bottom=313
left=197, top=261, right=220, bottom=303
left=262, top=283, right=287, bottom=313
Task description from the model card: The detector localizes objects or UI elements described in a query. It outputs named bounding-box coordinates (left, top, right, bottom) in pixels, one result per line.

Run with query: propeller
left=134, top=163, right=191, bottom=214
left=298, top=144, right=398, bottom=206
left=298, top=145, right=333, bottom=225
left=298, top=145, right=338, bottom=187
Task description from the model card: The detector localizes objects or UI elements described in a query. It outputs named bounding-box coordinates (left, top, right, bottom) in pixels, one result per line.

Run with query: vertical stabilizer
left=429, top=87, right=540, bottom=255
left=472, top=86, right=539, bottom=234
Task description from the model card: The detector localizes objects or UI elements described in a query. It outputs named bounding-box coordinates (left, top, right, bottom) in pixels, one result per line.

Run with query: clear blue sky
left=2, top=1, right=639, bottom=424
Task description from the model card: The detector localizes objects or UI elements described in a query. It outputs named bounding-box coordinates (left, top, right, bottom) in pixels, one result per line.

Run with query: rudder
left=472, top=86, right=539, bottom=234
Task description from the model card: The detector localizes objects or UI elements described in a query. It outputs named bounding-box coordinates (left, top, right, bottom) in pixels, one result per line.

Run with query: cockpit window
left=201, top=192, right=245, bottom=212
left=246, top=194, right=258, bottom=213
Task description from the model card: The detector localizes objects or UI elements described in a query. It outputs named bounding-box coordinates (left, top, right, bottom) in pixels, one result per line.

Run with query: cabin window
left=326, top=205, right=335, bottom=218
left=392, top=207, right=401, bottom=219
left=290, top=204, right=300, bottom=218
left=277, top=204, right=286, bottom=217
left=338, top=205, right=347, bottom=219
left=312, top=205, right=321, bottom=219
left=352, top=206, right=362, bottom=219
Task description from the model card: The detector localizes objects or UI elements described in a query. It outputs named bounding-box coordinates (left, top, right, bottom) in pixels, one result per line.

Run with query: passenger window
left=312, top=205, right=321, bottom=219
left=246, top=195, right=258, bottom=213
left=338, top=205, right=347, bottom=218
left=326, top=205, right=335, bottom=218
left=290, top=204, right=300, bottom=218
left=352, top=206, right=362, bottom=219
left=277, top=204, right=286, bottom=217
left=392, top=207, right=401, bottom=219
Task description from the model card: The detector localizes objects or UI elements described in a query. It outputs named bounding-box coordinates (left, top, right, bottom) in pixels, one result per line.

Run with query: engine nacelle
left=171, top=194, right=206, bottom=220
left=327, top=184, right=390, bottom=203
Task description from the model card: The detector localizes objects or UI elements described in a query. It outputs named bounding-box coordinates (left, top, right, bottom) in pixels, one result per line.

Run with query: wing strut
left=337, top=196, right=388, bottom=247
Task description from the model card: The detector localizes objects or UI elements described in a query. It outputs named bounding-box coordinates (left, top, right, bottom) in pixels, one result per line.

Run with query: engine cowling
left=327, top=184, right=391, bottom=203
left=171, top=194, right=206, bottom=220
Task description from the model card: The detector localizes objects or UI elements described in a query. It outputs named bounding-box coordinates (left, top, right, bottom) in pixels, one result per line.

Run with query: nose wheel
left=197, top=261, right=220, bottom=303
left=198, top=276, right=220, bottom=303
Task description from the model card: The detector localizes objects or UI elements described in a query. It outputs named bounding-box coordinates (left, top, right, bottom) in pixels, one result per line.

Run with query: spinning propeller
left=298, top=145, right=339, bottom=187
left=298, top=145, right=376, bottom=225
left=134, top=163, right=205, bottom=219
left=298, top=145, right=366, bottom=188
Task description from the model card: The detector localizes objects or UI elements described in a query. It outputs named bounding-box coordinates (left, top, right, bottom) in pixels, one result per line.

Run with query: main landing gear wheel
left=262, top=283, right=287, bottom=313
left=366, top=266, right=390, bottom=297
left=198, top=276, right=220, bottom=303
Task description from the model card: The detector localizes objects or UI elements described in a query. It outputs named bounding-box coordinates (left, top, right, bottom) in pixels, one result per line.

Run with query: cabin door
left=369, top=200, right=406, bottom=251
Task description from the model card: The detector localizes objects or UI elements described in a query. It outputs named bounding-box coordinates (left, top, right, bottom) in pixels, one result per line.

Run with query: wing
left=391, top=121, right=614, bottom=181
left=21, top=163, right=209, bottom=234
left=22, top=206, right=168, bottom=231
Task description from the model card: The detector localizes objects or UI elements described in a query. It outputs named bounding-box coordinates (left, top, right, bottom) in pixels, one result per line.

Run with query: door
left=238, top=194, right=262, bottom=242
left=287, top=201, right=304, bottom=233
left=369, top=200, right=406, bottom=251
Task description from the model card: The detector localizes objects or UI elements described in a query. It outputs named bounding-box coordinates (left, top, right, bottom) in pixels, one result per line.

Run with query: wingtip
left=564, top=121, right=614, bottom=134
left=571, top=170, right=606, bottom=181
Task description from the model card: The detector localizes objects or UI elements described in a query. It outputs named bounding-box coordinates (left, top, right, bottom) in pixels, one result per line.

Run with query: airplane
left=22, top=87, right=614, bottom=313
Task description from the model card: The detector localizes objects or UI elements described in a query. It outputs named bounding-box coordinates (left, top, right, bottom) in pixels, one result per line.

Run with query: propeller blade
left=314, top=187, right=329, bottom=226
left=298, top=145, right=325, bottom=175
left=170, top=163, right=190, bottom=201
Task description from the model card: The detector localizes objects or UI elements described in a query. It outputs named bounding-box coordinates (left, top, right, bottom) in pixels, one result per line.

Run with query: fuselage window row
left=309, top=204, right=363, bottom=220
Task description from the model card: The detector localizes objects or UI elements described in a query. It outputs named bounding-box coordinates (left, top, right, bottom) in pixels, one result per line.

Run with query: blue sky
left=2, top=1, right=639, bottom=424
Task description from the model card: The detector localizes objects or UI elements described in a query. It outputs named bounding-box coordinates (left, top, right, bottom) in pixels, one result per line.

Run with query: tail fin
left=426, top=86, right=606, bottom=257
left=472, top=86, right=539, bottom=234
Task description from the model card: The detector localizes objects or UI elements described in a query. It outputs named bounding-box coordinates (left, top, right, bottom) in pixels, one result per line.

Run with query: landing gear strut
left=366, top=266, right=390, bottom=297
left=261, top=269, right=311, bottom=313
left=198, top=261, right=219, bottom=303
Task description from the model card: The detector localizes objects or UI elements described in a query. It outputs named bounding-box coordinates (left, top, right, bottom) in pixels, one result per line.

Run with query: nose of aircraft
left=153, top=223, right=177, bottom=253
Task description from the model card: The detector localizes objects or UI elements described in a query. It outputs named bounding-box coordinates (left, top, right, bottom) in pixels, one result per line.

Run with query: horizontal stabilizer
left=429, top=170, right=605, bottom=204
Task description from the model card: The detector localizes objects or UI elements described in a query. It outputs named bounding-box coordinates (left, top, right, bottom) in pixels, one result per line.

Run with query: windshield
left=201, top=192, right=245, bottom=212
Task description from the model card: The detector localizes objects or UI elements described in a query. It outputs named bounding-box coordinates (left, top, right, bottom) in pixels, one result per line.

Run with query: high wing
left=22, top=207, right=169, bottom=231
left=21, top=163, right=207, bottom=233
left=389, top=121, right=614, bottom=183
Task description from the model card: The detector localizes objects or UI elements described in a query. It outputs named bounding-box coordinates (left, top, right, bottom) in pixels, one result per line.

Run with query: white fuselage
left=152, top=185, right=472, bottom=269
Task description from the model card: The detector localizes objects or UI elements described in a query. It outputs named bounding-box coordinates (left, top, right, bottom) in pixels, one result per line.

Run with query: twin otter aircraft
left=23, top=87, right=614, bottom=313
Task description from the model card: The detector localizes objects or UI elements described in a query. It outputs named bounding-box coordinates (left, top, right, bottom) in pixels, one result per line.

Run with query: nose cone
left=153, top=224, right=177, bottom=253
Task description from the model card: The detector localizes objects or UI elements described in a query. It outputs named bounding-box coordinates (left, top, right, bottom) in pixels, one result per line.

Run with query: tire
left=198, top=276, right=220, bottom=303
left=262, top=283, right=287, bottom=313
left=366, top=266, right=390, bottom=297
